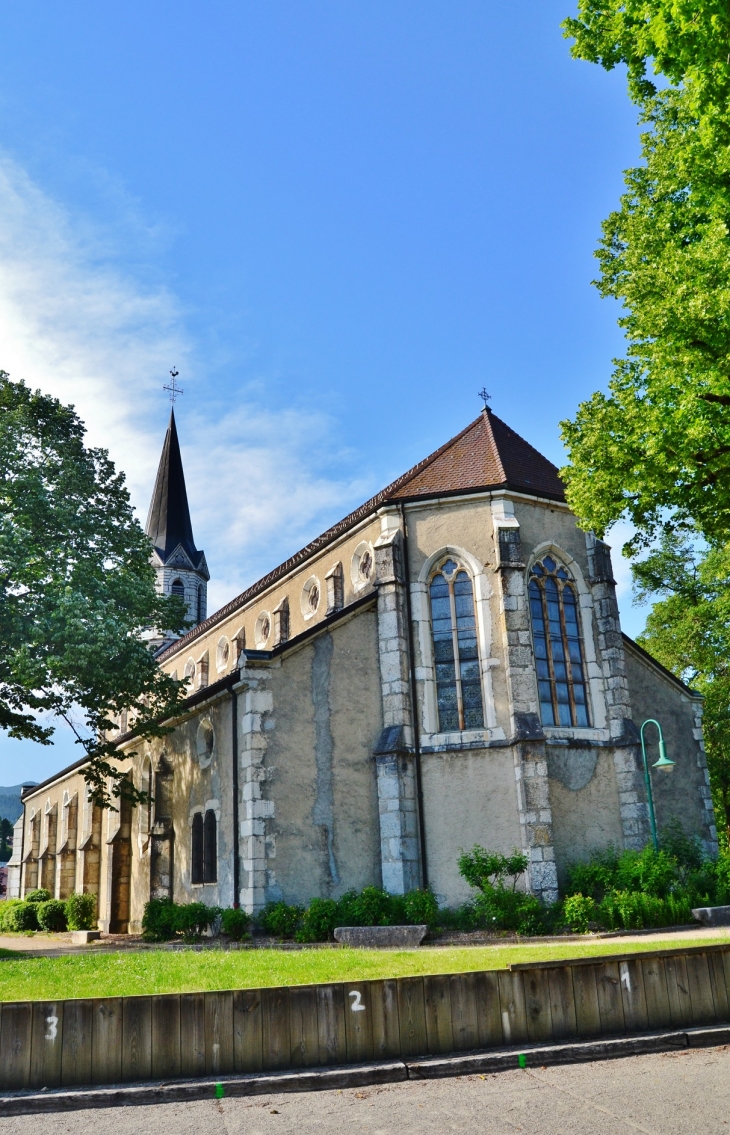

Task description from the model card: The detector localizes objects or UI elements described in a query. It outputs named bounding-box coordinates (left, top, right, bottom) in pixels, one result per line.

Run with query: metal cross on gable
left=164, top=368, right=183, bottom=404
left=478, top=387, right=491, bottom=410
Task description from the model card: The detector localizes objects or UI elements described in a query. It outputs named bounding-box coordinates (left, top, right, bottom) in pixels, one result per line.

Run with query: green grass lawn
left=0, top=934, right=728, bottom=1002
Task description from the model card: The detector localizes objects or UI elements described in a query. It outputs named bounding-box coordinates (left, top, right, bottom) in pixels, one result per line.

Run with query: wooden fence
left=1, top=943, right=729, bottom=1094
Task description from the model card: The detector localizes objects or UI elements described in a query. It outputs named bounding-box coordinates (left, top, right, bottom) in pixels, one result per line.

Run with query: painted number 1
left=349, top=990, right=365, bottom=1012
left=45, top=1015, right=58, bottom=1041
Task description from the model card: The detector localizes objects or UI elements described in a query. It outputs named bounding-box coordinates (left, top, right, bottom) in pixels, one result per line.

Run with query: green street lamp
left=640, top=719, right=675, bottom=851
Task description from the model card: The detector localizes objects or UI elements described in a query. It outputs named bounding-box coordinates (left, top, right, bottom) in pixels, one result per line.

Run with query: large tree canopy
left=0, top=373, right=188, bottom=806
left=560, top=1, right=730, bottom=549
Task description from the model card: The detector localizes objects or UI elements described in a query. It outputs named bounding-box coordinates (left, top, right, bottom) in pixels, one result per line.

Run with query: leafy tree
left=631, top=534, right=730, bottom=843
left=560, top=2, right=730, bottom=550
left=0, top=816, right=12, bottom=859
left=0, top=373, right=188, bottom=807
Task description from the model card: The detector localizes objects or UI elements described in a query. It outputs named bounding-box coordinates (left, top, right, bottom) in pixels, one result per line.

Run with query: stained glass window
left=429, top=560, right=484, bottom=732
left=529, top=556, right=590, bottom=727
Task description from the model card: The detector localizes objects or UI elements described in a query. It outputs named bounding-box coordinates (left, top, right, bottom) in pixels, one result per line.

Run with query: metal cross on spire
left=478, top=387, right=491, bottom=410
left=164, top=368, right=183, bottom=404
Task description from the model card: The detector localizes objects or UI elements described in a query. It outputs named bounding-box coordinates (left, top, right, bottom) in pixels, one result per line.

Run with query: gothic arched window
left=197, top=584, right=205, bottom=623
left=203, top=810, right=217, bottom=883
left=171, top=578, right=185, bottom=599
left=191, top=813, right=204, bottom=884
left=429, top=558, right=484, bottom=732
left=528, top=555, right=590, bottom=728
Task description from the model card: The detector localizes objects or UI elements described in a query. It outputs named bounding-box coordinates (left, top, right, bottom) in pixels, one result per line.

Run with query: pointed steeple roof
left=145, top=409, right=201, bottom=564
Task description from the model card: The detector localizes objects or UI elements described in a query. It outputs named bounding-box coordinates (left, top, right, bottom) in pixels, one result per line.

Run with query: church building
left=11, top=407, right=717, bottom=931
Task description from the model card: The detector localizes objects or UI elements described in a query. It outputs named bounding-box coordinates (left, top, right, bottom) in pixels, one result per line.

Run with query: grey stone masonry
left=236, top=659, right=276, bottom=914
left=372, top=521, right=423, bottom=892
left=693, top=699, right=719, bottom=856
left=585, top=533, right=650, bottom=850
left=514, top=743, right=559, bottom=904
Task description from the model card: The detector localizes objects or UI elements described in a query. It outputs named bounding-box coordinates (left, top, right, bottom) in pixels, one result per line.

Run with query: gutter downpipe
left=231, top=680, right=240, bottom=908
left=399, top=502, right=429, bottom=890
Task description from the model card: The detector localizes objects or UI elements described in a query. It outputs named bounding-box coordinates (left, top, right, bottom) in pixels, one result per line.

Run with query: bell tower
left=145, top=408, right=209, bottom=638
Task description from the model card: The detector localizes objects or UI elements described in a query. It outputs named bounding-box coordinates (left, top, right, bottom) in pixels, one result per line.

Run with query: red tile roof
left=158, top=410, right=565, bottom=660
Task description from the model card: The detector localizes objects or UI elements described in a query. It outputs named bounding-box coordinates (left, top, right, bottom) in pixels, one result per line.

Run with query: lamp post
left=639, top=719, right=675, bottom=851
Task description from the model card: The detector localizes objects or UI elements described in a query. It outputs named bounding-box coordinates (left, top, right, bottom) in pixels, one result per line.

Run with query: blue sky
left=0, top=2, right=643, bottom=784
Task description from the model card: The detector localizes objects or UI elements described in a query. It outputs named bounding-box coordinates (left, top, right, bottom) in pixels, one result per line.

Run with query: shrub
left=563, top=893, right=595, bottom=934
left=295, top=898, right=339, bottom=943
left=260, top=901, right=303, bottom=939
left=37, top=899, right=68, bottom=932
left=25, top=888, right=51, bottom=904
left=141, top=898, right=178, bottom=942
left=221, top=908, right=252, bottom=941
left=402, top=889, right=440, bottom=928
left=174, top=902, right=220, bottom=940
left=0, top=900, right=25, bottom=931
left=597, top=890, right=693, bottom=931
left=65, top=892, right=97, bottom=931
left=2, top=900, right=39, bottom=931
left=336, top=886, right=396, bottom=927
left=457, top=847, right=529, bottom=893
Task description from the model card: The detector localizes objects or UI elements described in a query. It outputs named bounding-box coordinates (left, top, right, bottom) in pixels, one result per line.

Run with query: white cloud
left=0, top=152, right=370, bottom=620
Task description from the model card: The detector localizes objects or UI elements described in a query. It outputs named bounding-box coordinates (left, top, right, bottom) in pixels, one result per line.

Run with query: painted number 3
left=45, top=1015, right=58, bottom=1041
left=349, top=990, right=365, bottom=1012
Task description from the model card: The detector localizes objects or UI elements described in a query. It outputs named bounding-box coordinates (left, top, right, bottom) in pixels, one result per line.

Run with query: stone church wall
left=420, top=747, right=523, bottom=906
left=547, top=747, right=624, bottom=888
left=622, top=639, right=716, bottom=853
left=264, top=607, right=383, bottom=906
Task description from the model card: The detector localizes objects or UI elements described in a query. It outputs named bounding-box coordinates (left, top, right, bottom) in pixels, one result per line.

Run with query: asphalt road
left=3, top=1046, right=730, bottom=1135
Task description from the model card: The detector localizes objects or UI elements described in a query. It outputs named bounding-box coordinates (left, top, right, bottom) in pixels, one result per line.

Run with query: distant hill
left=0, top=784, right=37, bottom=824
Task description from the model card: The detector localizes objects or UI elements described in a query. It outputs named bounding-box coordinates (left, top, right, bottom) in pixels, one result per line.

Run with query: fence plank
left=572, top=965, right=601, bottom=1038
left=261, top=987, right=291, bottom=1071
left=205, top=991, right=235, bottom=1076
left=397, top=977, right=427, bottom=1058
left=721, top=951, right=730, bottom=1008
left=424, top=974, right=454, bottom=1055
left=316, top=984, right=346, bottom=1067
left=29, top=1001, right=64, bottom=1090
left=61, top=999, right=93, bottom=1086
left=619, top=960, right=648, bottom=1033
left=641, top=957, right=671, bottom=1031
left=288, top=986, right=319, bottom=1069
left=122, top=997, right=152, bottom=1083
left=709, top=953, right=730, bottom=1022
left=595, top=963, right=625, bottom=1035
left=151, top=995, right=181, bottom=1080
left=685, top=954, right=717, bottom=1026
left=0, top=1002, right=31, bottom=1091
left=233, top=989, right=263, bottom=1074
left=524, top=968, right=553, bottom=1044
left=344, top=982, right=374, bottom=1063
left=497, top=972, right=528, bottom=1046
left=665, top=954, right=693, bottom=1028
left=547, top=967, right=577, bottom=1041
left=92, top=999, right=123, bottom=1085
left=476, top=971, right=503, bottom=1047
left=370, top=980, right=401, bottom=1060
left=449, top=973, right=479, bottom=1052
left=180, top=993, right=206, bottom=1079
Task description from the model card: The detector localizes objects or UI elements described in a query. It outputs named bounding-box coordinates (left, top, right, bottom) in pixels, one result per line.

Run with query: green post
left=639, top=719, right=675, bottom=851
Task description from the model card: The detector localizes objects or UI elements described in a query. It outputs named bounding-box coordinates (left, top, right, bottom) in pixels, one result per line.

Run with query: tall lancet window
left=529, top=555, right=590, bottom=727
left=429, top=558, right=484, bottom=732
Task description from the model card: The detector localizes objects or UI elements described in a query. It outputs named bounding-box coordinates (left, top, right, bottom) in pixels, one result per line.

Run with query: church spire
left=146, top=408, right=209, bottom=634
left=146, top=408, right=199, bottom=563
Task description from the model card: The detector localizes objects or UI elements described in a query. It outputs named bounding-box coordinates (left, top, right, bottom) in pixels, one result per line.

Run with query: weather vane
left=164, top=368, right=183, bottom=404
left=478, top=387, right=491, bottom=410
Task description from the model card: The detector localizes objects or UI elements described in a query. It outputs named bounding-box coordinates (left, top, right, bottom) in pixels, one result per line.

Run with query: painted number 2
left=45, top=1015, right=58, bottom=1041
left=349, top=990, right=365, bottom=1012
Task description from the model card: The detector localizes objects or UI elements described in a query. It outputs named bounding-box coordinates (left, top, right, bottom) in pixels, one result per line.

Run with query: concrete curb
left=2, top=1025, right=730, bottom=1116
